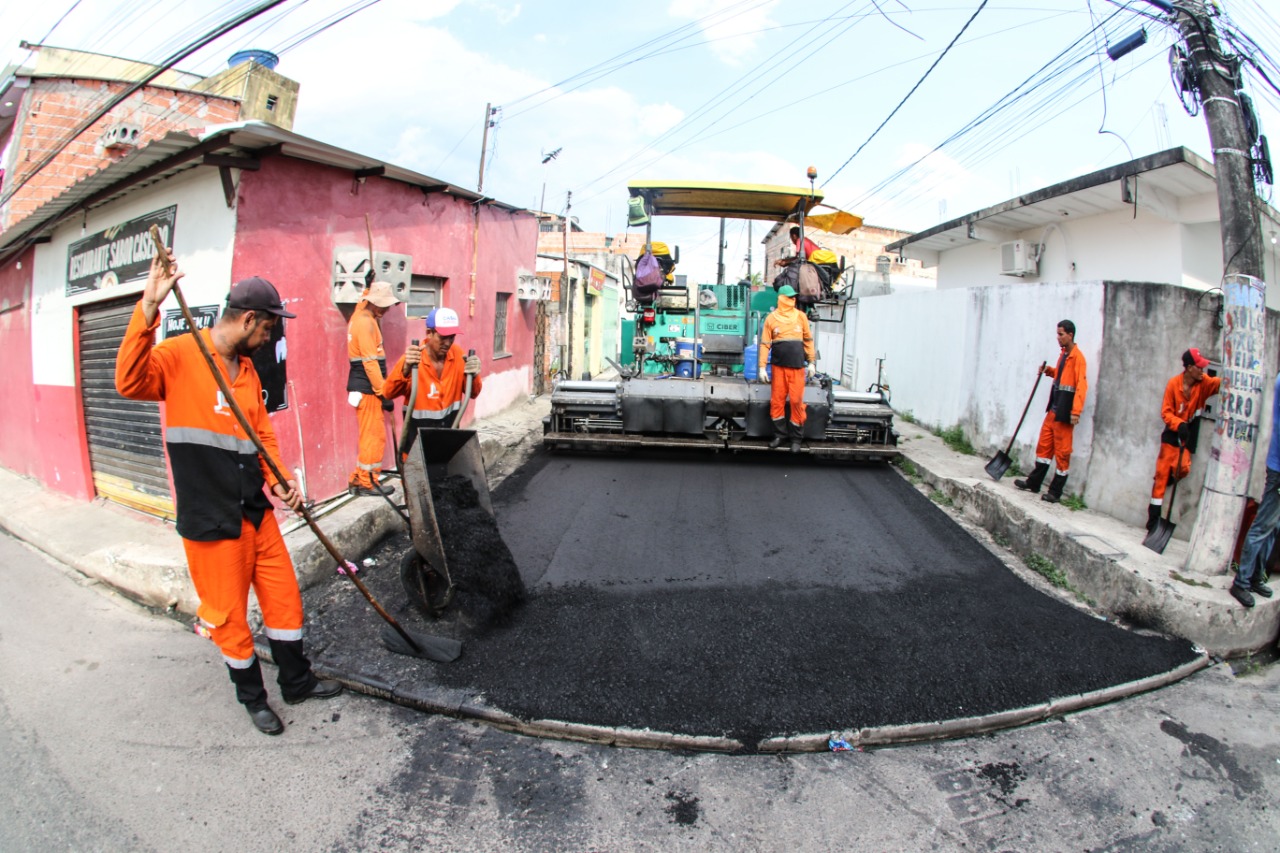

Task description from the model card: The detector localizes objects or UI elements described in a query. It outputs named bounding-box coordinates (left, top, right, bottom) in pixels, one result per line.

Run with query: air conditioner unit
left=999, top=240, right=1039, bottom=277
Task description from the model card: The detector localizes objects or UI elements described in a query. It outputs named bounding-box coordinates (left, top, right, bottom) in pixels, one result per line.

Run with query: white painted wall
left=846, top=281, right=1104, bottom=484
left=32, top=169, right=236, bottom=386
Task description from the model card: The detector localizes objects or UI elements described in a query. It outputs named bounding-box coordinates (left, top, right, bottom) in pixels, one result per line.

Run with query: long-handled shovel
left=985, top=362, right=1047, bottom=481
left=150, top=228, right=459, bottom=662
left=1143, top=443, right=1186, bottom=554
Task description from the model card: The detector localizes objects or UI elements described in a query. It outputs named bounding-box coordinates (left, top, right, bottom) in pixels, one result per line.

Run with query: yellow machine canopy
left=627, top=181, right=861, bottom=232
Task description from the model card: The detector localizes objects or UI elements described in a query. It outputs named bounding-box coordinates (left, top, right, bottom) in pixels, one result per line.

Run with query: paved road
left=4, top=528, right=1280, bottom=849
left=306, top=452, right=1199, bottom=745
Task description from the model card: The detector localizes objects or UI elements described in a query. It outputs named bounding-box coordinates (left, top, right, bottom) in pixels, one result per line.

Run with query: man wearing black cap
left=116, top=254, right=341, bottom=736
left=1145, top=347, right=1221, bottom=535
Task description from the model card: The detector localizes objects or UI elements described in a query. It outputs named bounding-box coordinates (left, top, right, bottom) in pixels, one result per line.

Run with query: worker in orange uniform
left=115, top=252, right=341, bottom=736
left=1146, top=347, right=1221, bottom=533
left=383, top=306, right=482, bottom=431
left=346, top=280, right=401, bottom=497
left=757, top=284, right=815, bottom=453
left=1015, top=319, right=1088, bottom=503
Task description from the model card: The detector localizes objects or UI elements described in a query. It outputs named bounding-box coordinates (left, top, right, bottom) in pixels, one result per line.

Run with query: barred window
left=494, top=293, right=511, bottom=356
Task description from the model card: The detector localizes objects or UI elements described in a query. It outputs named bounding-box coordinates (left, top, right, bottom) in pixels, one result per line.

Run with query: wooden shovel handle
left=148, top=226, right=424, bottom=654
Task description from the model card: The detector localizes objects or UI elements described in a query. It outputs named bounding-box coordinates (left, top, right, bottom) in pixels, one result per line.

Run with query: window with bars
left=493, top=292, right=511, bottom=356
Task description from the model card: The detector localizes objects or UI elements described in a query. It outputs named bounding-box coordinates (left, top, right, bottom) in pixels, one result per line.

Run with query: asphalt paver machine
left=543, top=179, right=899, bottom=461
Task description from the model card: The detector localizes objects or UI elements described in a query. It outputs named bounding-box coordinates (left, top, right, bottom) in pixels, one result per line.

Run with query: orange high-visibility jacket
left=384, top=345, right=483, bottom=427
left=346, top=301, right=387, bottom=396
left=115, top=302, right=286, bottom=542
left=1160, top=373, right=1221, bottom=447
left=1044, top=345, right=1088, bottom=420
left=759, top=293, right=815, bottom=371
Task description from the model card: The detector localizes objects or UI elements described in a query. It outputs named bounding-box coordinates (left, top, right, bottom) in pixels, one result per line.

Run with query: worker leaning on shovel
left=383, top=306, right=482, bottom=432
left=115, top=251, right=341, bottom=737
left=346, top=280, right=402, bottom=498
left=758, top=284, right=815, bottom=453
left=1145, top=347, right=1221, bottom=535
left=1015, top=319, right=1087, bottom=503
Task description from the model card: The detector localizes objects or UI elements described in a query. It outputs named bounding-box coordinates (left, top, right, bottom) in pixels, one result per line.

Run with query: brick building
left=1, top=44, right=298, bottom=229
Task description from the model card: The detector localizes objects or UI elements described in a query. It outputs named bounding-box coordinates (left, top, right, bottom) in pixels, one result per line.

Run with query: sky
left=2, top=0, right=1279, bottom=283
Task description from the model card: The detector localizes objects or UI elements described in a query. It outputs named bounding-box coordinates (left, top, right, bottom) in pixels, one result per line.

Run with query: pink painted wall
left=231, top=155, right=538, bottom=501
left=0, top=247, right=93, bottom=497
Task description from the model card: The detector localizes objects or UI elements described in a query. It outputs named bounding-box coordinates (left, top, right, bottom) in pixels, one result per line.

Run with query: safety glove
left=464, top=354, right=482, bottom=376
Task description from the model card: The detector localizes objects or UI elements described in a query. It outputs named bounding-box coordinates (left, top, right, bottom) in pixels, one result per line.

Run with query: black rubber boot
left=1041, top=473, right=1068, bottom=503
left=227, top=658, right=283, bottom=735
left=769, top=418, right=788, bottom=449
left=1014, top=462, right=1049, bottom=493
left=789, top=421, right=803, bottom=454
left=269, top=638, right=343, bottom=705
left=1147, top=504, right=1163, bottom=533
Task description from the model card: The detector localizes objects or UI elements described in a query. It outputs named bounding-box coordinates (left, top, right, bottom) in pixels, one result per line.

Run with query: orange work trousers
left=350, top=392, right=385, bottom=489
left=770, top=365, right=807, bottom=427
left=1150, top=442, right=1190, bottom=504
left=1034, top=412, right=1074, bottom=474
left=184, top=513, right=304, bottom=665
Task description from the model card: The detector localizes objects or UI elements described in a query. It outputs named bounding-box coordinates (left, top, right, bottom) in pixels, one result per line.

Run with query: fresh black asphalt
left=300, top=450, right=1200, bottom=748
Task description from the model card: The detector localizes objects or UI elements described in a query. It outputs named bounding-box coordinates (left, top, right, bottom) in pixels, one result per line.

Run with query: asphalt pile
left=297, top=451, right=1201, bottom=749
left=428, top=474, right=524, bottom=630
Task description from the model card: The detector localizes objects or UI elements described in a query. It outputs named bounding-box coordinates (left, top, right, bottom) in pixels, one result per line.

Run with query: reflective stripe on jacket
left=759, top=293, right=814, bottom=371
left=346, top=301, right=387, bottom=395
left=1043, top=345, right=1088, bottom=419
left=114, top=302, right=283, bottom=542
left=383, top=344, right=483, bottom=425
left=1160, top=373, right=1221, bottom=447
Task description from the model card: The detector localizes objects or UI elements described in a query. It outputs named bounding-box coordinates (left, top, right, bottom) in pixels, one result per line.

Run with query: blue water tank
left=674, top=339, right=701, bottom=378
left=228, top=49, right=280, bottom=70
left=743, top=345, right=770, bottom=381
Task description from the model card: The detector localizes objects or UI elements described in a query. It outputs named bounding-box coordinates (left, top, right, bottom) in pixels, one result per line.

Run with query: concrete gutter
left=893, top=421, right=1280, bottom=657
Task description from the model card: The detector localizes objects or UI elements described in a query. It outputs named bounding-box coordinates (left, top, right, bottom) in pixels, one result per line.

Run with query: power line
left=1, top=0, right=295, bottom=208
left=824, top=0, right=990, bottom=185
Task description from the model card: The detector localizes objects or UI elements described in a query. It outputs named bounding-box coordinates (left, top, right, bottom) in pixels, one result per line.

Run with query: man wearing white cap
left=346, top=280, right=401, bottom=496
left=383, top=306, right=483, bottom=430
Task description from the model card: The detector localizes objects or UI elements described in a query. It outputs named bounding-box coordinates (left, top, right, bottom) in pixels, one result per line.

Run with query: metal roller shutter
left=79, top=296, right=175, bottom=519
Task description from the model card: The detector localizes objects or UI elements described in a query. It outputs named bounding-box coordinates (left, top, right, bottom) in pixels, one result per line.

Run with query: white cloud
left=667, top=0, right=780, bottom=67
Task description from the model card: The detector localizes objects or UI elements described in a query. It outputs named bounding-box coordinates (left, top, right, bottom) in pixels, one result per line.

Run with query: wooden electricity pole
left=1161, top=0, right=1270, bottom=573
left=477, top=103, right=495, bottom=194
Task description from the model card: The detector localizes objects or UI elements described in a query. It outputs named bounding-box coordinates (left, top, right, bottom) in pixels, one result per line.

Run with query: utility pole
left=477, top=103, right=496, bottom=194
left=1159, top=0, right=1270, bottom=573
left=562, top=191, right=573, bottom=380
left=746, top=221, right=753, bottom=283
left=716, top=218, right=726, bottom=286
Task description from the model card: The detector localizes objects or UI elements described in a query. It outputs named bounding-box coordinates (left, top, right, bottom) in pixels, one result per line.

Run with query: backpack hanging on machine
left=633, top=249, right=663, bottom=302
left=796, top=262, right=822, bottom=303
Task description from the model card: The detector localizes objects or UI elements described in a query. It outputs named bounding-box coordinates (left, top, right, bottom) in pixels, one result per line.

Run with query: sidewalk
left=895, top=420, right=1279, bottom=656
left=0, top=394, right=549, bottom=616
left=0, top=399, right=1273, bottom=656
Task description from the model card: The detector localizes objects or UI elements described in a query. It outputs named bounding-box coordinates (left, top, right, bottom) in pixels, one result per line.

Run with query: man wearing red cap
left=383, top=306, right=482, bottom=430
left=346, top=280, right=402, bottom=497
left=1145, top=347, right=1221, bottom=534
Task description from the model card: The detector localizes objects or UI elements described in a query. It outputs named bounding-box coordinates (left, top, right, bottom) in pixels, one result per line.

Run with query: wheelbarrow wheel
left=400, top=550, right=454, bottom=618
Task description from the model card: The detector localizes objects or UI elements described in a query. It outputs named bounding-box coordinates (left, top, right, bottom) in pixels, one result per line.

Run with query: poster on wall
left=588, top=267, right=606, bottom=294
left=161, top=304, right=289, bottom=414
left=66, top=206, right=177, bottom=296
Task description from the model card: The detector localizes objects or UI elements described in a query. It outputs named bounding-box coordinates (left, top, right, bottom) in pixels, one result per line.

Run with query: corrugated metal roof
left=0, top=121, right=527, bottom=262
left=885, top=147, right=1223, bottom=257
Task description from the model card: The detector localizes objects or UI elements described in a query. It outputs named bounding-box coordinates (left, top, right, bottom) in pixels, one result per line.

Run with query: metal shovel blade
left=984, top=450, right=1012, bottom=481
left=401, top=427, right=493, bottom=600
left=1143, top=518, right=1175, bottom=554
